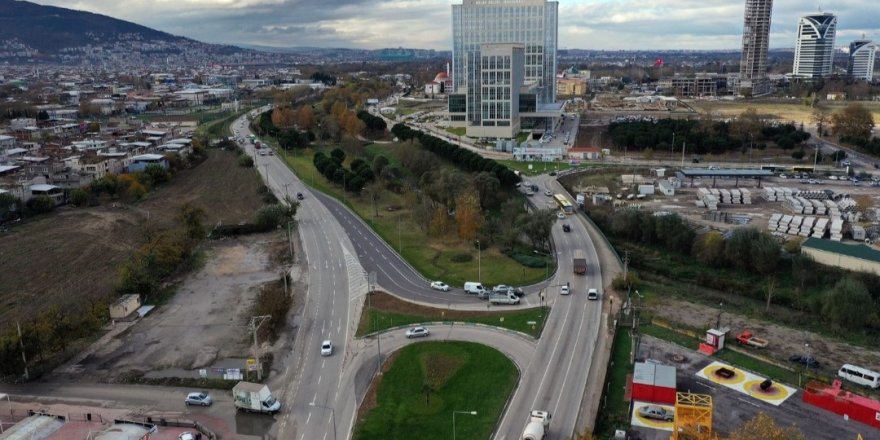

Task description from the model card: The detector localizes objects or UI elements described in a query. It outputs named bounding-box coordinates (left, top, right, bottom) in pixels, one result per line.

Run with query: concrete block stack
left=813, top=217, right=829, bottom=238
left=799, top=197, right=814, bottom=215
left=779, top=215, right=793, bottom=232
left=768, top=213, right=782, bottom=232
left=825, top=200, right=840, bottom=217
left=830, top=218, right=844, bottom=241
left=719, top=189, right=732, bottom=204
left=783, top=197, right=804, bottom=214
left=788, top=216, right=804, bottom=235
left=696, top=188, right=718, bottom=211
left=800, top=216, right=815, bottom=237
left=740, top=188, right=752, bottom=204
left=811, top=199, right=827, bottom=215
left=838, top=198, right=858, bottom=213
left=763, top=187, right=780, bottom=202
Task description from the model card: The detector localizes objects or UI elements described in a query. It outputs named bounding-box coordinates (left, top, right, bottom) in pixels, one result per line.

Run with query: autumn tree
left=296, top=105, right=315, bottom=131
left=455, top=190, right=484, bottom=241
left=729, top=413, right=805, bottom=440
left=831, top=103, right=875, bottom=140
left=429, top=206, right=452, bottom=237
left=271, top=107, right=296, bottom=130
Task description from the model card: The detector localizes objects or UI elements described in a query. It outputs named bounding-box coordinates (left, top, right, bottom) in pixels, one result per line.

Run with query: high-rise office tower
left=848, top=39, right=875, bottom=81
left=792, top=12, right=837, bottom=78
left=739, top=0, right=773, bottom=95
left=449, top=0, right=559, bottom=139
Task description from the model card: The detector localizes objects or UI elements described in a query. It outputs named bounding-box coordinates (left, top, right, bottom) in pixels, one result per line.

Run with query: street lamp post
left=309, top=402, right=337, bottom=440
left=452, top=410, right=477, bottom=440
left=476, top=240, right=481, bottom=283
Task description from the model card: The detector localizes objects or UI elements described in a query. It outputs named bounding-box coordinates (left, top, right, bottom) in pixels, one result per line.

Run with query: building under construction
left=738, top=0, right=773, bottom=95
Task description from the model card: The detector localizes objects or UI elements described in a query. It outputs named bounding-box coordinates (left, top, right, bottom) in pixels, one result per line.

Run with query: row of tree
left=313, top=148, right=376, bottom=192
left=391, top=123, right=520, bottom=187
left=592, top=207, right=880, bottom=333
left=356, top=110, right=387, bottom=132
left=607, top=115, right=810, bottom=155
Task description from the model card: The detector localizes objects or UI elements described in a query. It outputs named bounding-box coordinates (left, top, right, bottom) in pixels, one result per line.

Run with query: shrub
left=69, top=188, right=89, bottom=207
left=450, top=253, right=473, bottom=263
left=26, top=195, right=55, bottom=214
left=239, top=154, right=254, bottom=167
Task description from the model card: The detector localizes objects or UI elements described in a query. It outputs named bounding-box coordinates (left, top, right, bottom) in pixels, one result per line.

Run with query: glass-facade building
left=793, top=13, right=837, bottom=78
left=848, top=40, right=876, bottom=82
left=450, top=0, right=558, bottom=138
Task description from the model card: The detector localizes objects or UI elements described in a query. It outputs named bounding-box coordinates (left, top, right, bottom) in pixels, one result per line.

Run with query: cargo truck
left=489, top=292, right=520, bottom=305
left=232, top=381, right=281, bottom=414
left=573, top=250, right=587, bottom=275
left=522, top=410, right=551, bottom=440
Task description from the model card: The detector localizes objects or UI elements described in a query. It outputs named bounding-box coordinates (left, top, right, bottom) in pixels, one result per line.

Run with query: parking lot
left=631, top=336, right=873, bottom=440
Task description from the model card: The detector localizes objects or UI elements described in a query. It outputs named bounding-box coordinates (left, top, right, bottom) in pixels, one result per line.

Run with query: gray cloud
left=32, top=0, right=880, bottom=50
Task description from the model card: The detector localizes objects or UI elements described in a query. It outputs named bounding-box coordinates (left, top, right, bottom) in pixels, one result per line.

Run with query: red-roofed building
left=568, top=147, right=601, bottom=160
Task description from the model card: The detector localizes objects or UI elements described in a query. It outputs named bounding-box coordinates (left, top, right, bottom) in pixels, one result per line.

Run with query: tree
left=271, top=107, right=296, bottom=130
left=295, top=105, right=315, bottom=130
left=811, top=107, right=829, bottom=136
left=822, top=276, right=876, bottom=332
left=69, top=188, right=89, bottom=207
left=473, top=172, right=502, bottom=210
left=729, top=412, right=805, bottom=440
left=831, top=103, right=875, bottom=140
left=693, top=231, right=725, bottom=266
left=177, top=203, right=207, bottom=240
left=26, top=195, right=55, bottom=214
left=239, top=154, right=254, bottom=167
left=455, top=190, right=483, bottom=241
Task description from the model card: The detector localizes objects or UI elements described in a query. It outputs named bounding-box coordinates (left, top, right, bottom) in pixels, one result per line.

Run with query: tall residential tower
left=449, top=0, right=560, bottom=139
left=739, top=0, right=773, bottom=95
left=792, top=12, right=838, bottom=78
left=848, top=39, right=876, bottom=81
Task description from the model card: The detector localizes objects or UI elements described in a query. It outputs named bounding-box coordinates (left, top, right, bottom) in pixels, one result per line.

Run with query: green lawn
left=358, top=305, right=549, bottom=338
left=280, top=146, right=553, bottom=287
left=594, top=330, right=633, bottom=437
left=353, top=341, right=518, bottom=440
left=444, top=126, right=466, bottom=136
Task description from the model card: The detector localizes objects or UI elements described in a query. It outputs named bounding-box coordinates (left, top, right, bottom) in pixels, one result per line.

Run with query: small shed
left=632, top=362, right=677, bottom=404
left=110, top=294, right=142, bottom=320
left=657, top=180, right=675, bottom=196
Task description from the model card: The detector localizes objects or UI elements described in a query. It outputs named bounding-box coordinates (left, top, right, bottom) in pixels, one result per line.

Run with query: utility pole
left=16, top=321, right=28, bottom=381
left=249, top=315, right=272, bottom=381
left=477, top=240, right=482, bottom=283
left=680, top=141, right=686, bottom=168
left=287, top=221, right=294, bottom=261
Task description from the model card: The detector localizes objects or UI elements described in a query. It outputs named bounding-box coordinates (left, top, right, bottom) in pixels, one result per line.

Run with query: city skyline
left=30, top=0, right=880, bottom=52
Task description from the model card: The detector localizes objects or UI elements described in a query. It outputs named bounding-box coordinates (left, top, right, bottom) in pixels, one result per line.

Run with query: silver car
left=405, top=326, right=430, bottom=338
left=184, top=392, right=212, bottom=406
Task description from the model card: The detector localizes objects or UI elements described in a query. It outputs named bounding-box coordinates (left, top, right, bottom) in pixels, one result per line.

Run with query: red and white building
left=632, top=361, right=677, bottom=405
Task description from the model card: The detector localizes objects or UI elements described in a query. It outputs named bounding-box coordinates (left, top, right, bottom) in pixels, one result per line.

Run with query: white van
left=838, top=364, right=880, bottom=388
left=463, top=282, right=486, bottom=295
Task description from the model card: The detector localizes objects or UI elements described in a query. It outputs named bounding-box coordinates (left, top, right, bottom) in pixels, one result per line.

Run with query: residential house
left=128, top=154, right=168, bottom=172
left=568, top=147, right=601, bottom=160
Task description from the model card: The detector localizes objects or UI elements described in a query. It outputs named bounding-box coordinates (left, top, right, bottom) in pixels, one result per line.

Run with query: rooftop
left=803, top=237, right=880, bottom=264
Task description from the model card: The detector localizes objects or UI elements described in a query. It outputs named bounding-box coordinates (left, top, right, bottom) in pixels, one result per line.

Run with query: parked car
left=544, top=190, right=553, bottom=197
left=297, top=192, right=304, bottom=200
left=556, top=212, right=565, bottom=219
left=789, top=354, right=820, bottom=368
left=562, top=224, right=571, bottom=232
left=184, top=392, right=213, bottom=406
left=493, top=284, right=512, bottom=294
left=510, top=287, right=525, bottom=297
left=638, top=405, right=674, bottom=422
left=549, top=171, right=557, bottom=176
left=321, top=340, right=333, bottom=356
left=560, top=285, right=570, bottom=295
left=430, top=281, right=450, bottom=292
left=587, top=288, right=599, bottom=300
left=178, top=433, right=196, bottom=440
left=405, top=326, right=430, bottom=338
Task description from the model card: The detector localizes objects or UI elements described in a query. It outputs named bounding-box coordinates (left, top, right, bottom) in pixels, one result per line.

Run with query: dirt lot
left=631, top=336, right=871, bottom=440
left=0, top=148, right=265, bottom=327
left=64, top=233, right=284, bottom=380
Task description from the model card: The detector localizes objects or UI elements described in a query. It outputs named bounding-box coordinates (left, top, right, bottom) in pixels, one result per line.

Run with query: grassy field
left=353, top=341, right=518, bottom=440
left=0, top=149, right=266, bottom=327
left=357, top=292, right=548, bottom=338
left=594, top=330, right=634, bottom=437
left=279, top=144, right=552, bottom=287
left=443, top=126, right=466, bottom=136
left=689, top=100, right=880, bottom=126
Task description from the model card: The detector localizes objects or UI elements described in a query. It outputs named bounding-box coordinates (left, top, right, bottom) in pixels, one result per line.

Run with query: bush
left=239, top=154, right=254, bottom=167
left=505, top=252, right=546, bottom=268
left=69, top=188, right=89, bottom=207
left=450, top=253, right=473, bottom=263
left=26, top=195, right=55, bottom=214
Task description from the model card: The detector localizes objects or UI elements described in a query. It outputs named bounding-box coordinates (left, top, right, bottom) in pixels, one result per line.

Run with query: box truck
left=573, top=250, right=587, bottom=275
left=233, top=381, right=281, bottom=414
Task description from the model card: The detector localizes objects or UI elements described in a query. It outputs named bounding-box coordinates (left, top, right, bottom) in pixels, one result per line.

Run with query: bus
left=761, top=164, right=786, bottom=172
left=553, top=194, right=574, bottom=215
left=791, top=165, right=815, bottom=173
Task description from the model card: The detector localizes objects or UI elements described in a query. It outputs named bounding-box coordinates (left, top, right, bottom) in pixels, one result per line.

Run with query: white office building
left=792, top=12, right=838, bottom=78
left=848, top=40, right=876, bottom=81
left=449, top=0, right=562, bottom=139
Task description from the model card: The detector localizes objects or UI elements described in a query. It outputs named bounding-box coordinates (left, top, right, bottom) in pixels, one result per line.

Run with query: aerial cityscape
left=0, top=0, right=878, bottom=439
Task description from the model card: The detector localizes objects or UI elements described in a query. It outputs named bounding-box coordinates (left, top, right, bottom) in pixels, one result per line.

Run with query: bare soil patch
left=0, top=149, right=265, bottom=328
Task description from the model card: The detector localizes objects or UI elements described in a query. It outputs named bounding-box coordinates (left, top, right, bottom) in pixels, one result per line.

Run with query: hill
left=0, top=0, right=188, bottom=53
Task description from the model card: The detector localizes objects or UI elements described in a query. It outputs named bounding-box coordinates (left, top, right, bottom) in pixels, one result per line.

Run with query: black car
left=562, top=224, right=571, bottom=232
left=296, top=192, right=304, bottom=200
left=511, top=287, right=525, bottom=297
left=789, top=354, right=820, bottom=368
left=549, top=171, right=557, bottom=176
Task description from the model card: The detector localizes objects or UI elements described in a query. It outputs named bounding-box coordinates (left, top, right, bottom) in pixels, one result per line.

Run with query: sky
left=33, top=0, right=880, bottom=51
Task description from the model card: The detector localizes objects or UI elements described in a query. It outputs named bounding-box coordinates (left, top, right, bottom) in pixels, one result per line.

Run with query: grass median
left=357, top=292, right=548, bottom=338
left=594, top=329, right=633, bottom=437
left=353, top=341, right=517, bottom=440
left=277, top=146, right=552, bottom=287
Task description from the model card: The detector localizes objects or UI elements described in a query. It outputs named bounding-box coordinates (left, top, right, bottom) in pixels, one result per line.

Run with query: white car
left=557, top=212, right=566, bottom=219
left=405, top=326, right=430, bottom=338
left=321, top=340, right=333, bottom=356
left=560, top=285, right=570, bottom=295
left=184, top=392, right=212, bottom=406
left=544, top=190, right=553, bottom=196
left=430, top=281, right=450, bottom=292
left=587, top=288, right=599, bottom=300
left=493, top=284, right=512, bottom=293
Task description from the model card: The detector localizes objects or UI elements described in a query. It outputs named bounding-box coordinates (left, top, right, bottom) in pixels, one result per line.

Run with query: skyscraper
left=848, top=39, right=875, bottom=81
left=449, top=0, right=560, bottom=139
left=739, top=0, right=773, bottom=95
left=792, top=12, right=837, bottom=78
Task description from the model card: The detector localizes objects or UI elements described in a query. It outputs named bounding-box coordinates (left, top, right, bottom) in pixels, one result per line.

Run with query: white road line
left=306, top=411, right=312, bottom=424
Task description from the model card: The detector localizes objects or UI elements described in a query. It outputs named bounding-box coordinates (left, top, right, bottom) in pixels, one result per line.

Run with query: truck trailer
left=232, top=381, right=281, bottom=414
left=522, top=410, right=551, bottom=440
left=573, top=250, right=587, bottom=275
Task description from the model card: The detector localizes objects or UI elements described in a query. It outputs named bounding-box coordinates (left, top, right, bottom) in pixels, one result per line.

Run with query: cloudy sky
left=33, top=0, right=880, bottom=50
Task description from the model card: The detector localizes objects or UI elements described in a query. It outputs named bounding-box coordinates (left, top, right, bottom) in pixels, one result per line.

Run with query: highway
left=235, top=109, right=608, bottom=439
